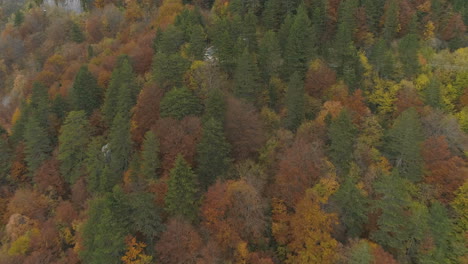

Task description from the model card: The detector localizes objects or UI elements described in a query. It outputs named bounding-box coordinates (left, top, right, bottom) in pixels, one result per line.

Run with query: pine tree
left=258, top=30, right=282, bottom=83
left=328, top=109, right=357, bottom=175
left=282, top=5, right=313, bottom=78
left=233, top=48, right=260, bottom=103
left=24, top=115, right=52, bottom=174
left=70, top=65, right=102, bottom=116
left=284, top=72, right=305, bottom=131
left=58, top=111, right=90, bottom=185
left=331, top=163, right=369, bottom=238
left=159, top=87, right=203, bottom=120
left=384, top=108, right=424, bottom=182
left=140, top=131, right=160, bottom=182
left=165, top=155, right=199, bottom=222
left=196, top=118, right=231, bottom=190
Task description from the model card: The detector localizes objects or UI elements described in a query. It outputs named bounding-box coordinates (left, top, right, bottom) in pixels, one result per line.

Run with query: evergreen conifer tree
left=234, top=48, right=260, bottom=103
left=282, top=5, right=313, bottom=78
left=384, top=108, right=424, bottom=182
left=160, top=87, right=203, bottom=120
left=140, top=131, right=160, bottom=182
left=328, top=109, right=357, bottom=175
left=196, top=118, right=231, bottom=190
left=165, top=155, right=199, bottom=222
left=58, top=111, right=90, bottom=185
left=285, top=72, right=305, bottom=131
left=70, top=65, right=102, bottom=116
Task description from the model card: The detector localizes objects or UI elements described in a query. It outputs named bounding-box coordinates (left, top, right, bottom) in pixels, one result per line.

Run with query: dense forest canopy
left=0, top=0, right=466, bottom=263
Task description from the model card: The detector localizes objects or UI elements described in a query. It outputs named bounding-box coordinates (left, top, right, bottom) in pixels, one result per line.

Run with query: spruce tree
left=152, top=52, right=190, bottom=90
left=242, top=12, right=258, bottom=52
left=0, top=135, right=11, bottom=182
left=203, top=88, right=226, bottom=124
left=284, top=72, right=305, bottom=131
left=58, top=111, right=90, bottom=185
left=425, top=77, right=442, bottom=109
left=80, top=188, right=128, bottom=264
left=160, top=87, right=203, bottom=120
left=258, top=30, right=282, bottom=83
left=70, top=65, right=102, bottom=116
left=398, top=33, right=420, bottom=78
left=140, top=131, right=160, bottom=182
left=384, top=108, right=424, bottom=182
left=328, top=109, right=357, bottom=175
left=383, top=0, right=399, bottom=41
left=165, top=155, right=199, bottom=222
left=282, top=5, right=313, bottom=78
left=102, top=56, right=138, bottom=124
left=262, top=0, right=287, bottom=30
left=196, top=118, right=231, bottom=190
left=24, top=114, right=52, bottom=174
left=187, top=24, right=206, bottom=60
left=108, top=111, right=132, bottom=181
left=85, top=136, right=107, bottom=194
left=70, top=22, right=84, bottom=43
left=233, top=48, right=260, bottom=103
left=332, top=163, right=369, bottom=238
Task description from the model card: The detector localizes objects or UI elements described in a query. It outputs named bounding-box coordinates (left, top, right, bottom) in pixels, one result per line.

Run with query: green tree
left=165, top=155, right=199, bottom=222
left=152, top=52, right=190, bottom=90
left=241, top=12, right=257, bottom=52
left=398, top=33, right=420, bottom=78
left=24, top=115, right=52, bottom=174
left=233, top=48, right=260, bottom=103
left=140, top=131, right=160, bottom=182
left=425, top=77, right=442, bottom=109
left=328, top=109, right=357, bottom=175
left=107, top=112, right=132, bottom=186
left=262, top=0, right=287, bottom=30
left=282, top=5, right=313, bottom=78
left=160, top=87, right=203, bottom=120
left=370, top=38, right=396, bottom=79
left=284, top=72, right=305, bottom=131
left=127, top=191, right=163, bottom=246
left=13, top=10, right=24, bottom=27
left=384, top=108, right=424, bottom=182
left=70, top=21, right=84, bottom=43
left=371, top=171, right=414, bottom=259
left=258, top=30, right=282, bottom=83
left=383, top=0, right=399, bottom=41
left=187, top=24, right=206, bottom=60
left=332, top=164, right=369, bottom=238
left=80, top=188, right=128, bottom=264
left=85, top=136, right=107, bottom=194
left=203, top=88, right=226, bottom=124
left=58, top=111, right=90, bottom=185
left=102, top=56, right=138, bottom=124
left=70, top=65, right=102, bottom=116
left=0, top=135, right=11, bottom=182
left=196, top=118, right=231, bottom=190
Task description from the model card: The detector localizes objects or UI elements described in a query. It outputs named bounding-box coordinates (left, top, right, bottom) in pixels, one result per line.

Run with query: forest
left=0, top=0, right=466, bottom=263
